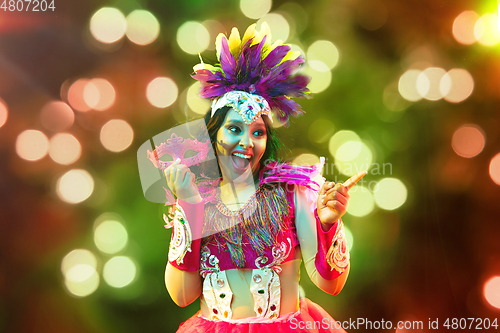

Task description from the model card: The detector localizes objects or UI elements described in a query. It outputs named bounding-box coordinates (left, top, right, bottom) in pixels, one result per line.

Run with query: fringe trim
left=202, top=184, right=291, bottom=268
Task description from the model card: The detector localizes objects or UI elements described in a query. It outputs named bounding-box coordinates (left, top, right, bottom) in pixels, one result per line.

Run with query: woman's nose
left=238, top=132, right=254, bottom=148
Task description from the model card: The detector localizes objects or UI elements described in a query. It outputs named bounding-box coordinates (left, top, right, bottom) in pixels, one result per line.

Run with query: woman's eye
left=253, top=130, right=265, bottom=137
left=228, top=126, right=241, bottom=134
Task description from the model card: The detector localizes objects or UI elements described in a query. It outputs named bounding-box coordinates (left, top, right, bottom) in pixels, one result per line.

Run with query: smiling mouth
left=231, top=152, right=251, bottom=170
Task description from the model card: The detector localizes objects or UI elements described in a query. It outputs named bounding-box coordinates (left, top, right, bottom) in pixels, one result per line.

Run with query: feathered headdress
left=191, top=22, right=311, bottom=126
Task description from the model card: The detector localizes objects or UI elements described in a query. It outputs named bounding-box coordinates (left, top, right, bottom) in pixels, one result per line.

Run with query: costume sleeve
left=313, top=210, right=350, bottom=280
left=294, top=185, right=350, bottom=294
left=166, top=199, right=204, bottom=272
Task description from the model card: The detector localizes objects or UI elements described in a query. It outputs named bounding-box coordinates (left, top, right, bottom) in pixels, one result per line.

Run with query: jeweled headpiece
left=192, top=22, right=311, bottom=126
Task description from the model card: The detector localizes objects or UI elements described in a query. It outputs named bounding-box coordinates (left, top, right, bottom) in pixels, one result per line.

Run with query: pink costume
left=166, top=161, right=350, bottom=332
left=157, top=22, right=350, bottom=333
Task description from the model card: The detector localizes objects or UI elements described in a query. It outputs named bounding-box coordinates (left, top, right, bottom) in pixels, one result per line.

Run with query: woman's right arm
left=163, top=159, right=204, bottom=307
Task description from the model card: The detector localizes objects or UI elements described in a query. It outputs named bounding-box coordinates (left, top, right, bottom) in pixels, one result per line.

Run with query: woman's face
left=215, top=109, right=267, bottom=180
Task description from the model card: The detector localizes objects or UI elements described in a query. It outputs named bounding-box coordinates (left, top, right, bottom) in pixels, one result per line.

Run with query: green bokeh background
left=1, top=0, right=499, bottom=332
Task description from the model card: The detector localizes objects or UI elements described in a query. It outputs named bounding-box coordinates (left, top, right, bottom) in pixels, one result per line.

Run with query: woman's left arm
left=295, top=183, right=350, bottom=295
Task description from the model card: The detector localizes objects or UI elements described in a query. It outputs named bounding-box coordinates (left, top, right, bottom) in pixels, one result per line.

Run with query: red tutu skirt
left=177, top=298, right=347, bottom=333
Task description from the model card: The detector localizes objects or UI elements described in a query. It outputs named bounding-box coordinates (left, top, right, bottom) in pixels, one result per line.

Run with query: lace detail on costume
left=250, top=269, right=280, bottom=319
left=165, top=205, right=192, bottom=265
left=255, top=237, right=293, bottom=274
left=200, top=246, right=220, bottom=278
left=326, top=221, right=350, bottom=273
left=249, top=237, right=292, bottom=318
left=201, top=247, right=232, bottom=320
left=203, top=271, right=233, bottom=321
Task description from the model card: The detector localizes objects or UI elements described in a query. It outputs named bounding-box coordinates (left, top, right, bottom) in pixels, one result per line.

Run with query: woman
left=163, top=23, right=355, bottom=332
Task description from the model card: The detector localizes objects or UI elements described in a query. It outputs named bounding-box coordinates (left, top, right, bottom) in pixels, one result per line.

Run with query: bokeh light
left=335, top=141, right=362, bottom=162
left=334, top=141, right=373, bottom=176
left=90, top=7, right=126, bottom=44
left=240, top=0, right=272, bottom=20
left=453, top=11, right=480, bottom=45
left=328, top=130, right=372, bottom=175
left=56, top=169, right=94, bottom=204
left=293, top=153, right=320, bottom=166
left=373, top=178, right=407, bottom=210
left=83, top=78, right=116, bottom=111
left=440, top=68, right=474, bottom=103
left=64, top=264, right=99, bottom=297
left=61, top=249, right=97, bottom=275
left=187, top=82, right=211, bottom=115
left=307, top=40, right=339, bottom=70
left=417, top=67, right=447, bottom=101
left=257, top=13, right=290, bottom=43
left=344, top=225, right=353, bottom=250
left=302, top=61, right=331, bottom=93
left=0, top=98, right=8, bottom=128
left=489, top=153, right=500, bottom=186
left=15, top=130, right=49, bottom=161
left=383, top=82, right=411, bottom=112
left=49, top=133, right=82, bottom=165
left=68, top=79, right=91, bottom=112
left=61, top=249, right=99, bottom=297
left=309, top=118, right=335, bottom=144
left=398, top=69, right=423, bottom=102
left=483, top=276, right=500, bottom=309
left=202, top=20, right=225, bottom=51
left=125, top=10, right=160, bottom=46
left=347, top=186, right=375, bottom=217
left=103, top=256, right=137, bottom=288
left=100, top=119, right=134, bottom=153
left=474, top=13, right=500, bottom=46
left=329, top=130, right=361, bottom=158
left=40, top=101, right=75, bottom=131
left=94, top=220, right=128, bottom=254
left=176, top=21, right=210, bottom=55
left=451, top=124, right=485, bottom=158
left=146, top=77, right=178, bottom=108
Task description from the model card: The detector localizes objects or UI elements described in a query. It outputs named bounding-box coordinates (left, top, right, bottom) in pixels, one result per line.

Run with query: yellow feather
left=253, top=22, right=271, bottom=47
left=215, top=33, right=226, bottom=62
left=242, top=23, right=256, bottom=45
left=228, top=27, right=242, bottom=57
left=262, top=39, right=283, bottom=59
left=193, top=62, right=221, bottom=72
left=278, top=50, right=301, bottom=65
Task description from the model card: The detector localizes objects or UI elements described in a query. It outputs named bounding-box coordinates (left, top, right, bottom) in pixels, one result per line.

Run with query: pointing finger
left=343, top=171, right=368, bottom=190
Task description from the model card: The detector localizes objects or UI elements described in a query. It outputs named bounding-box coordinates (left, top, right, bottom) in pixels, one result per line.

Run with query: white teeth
left=233, top=152, right=251, bottom=159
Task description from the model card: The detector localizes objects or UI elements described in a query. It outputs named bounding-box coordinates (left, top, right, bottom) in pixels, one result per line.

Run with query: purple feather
left=219, top=37, right=236, bottom=80
left=200, top=85, right=228, bottom=99
left=191, top=69, right=222, bottom=84
left=247, top=36, right=267, bottom=71
left=191, top=26, right=312, bottom=125
left=263, top=44, right=291, bottom=68
left=237, top=38, right=254, bottom=80
left=272, top=75, right=310, bottom=98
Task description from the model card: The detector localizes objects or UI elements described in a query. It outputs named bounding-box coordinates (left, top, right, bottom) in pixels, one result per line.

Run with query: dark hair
left=204, top=106, right=282, bottom=177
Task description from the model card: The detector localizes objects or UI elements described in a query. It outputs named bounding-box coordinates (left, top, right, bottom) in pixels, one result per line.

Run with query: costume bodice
left=200, top=183, right=299, bottom=275
left=199, top=183, right=301, bottom=320
left=194, top=161, right=325, bottom=321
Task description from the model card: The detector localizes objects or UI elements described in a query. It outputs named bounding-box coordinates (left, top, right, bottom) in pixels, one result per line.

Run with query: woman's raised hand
left=317, top=171, right=367, bottom=226
left=317, top=182, right=350, bottom=226
left=164, top=158, right=202, bottom=203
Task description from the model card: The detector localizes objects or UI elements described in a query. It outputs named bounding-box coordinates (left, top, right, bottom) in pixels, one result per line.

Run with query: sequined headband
left=211, top=91, right=272, bottom=125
